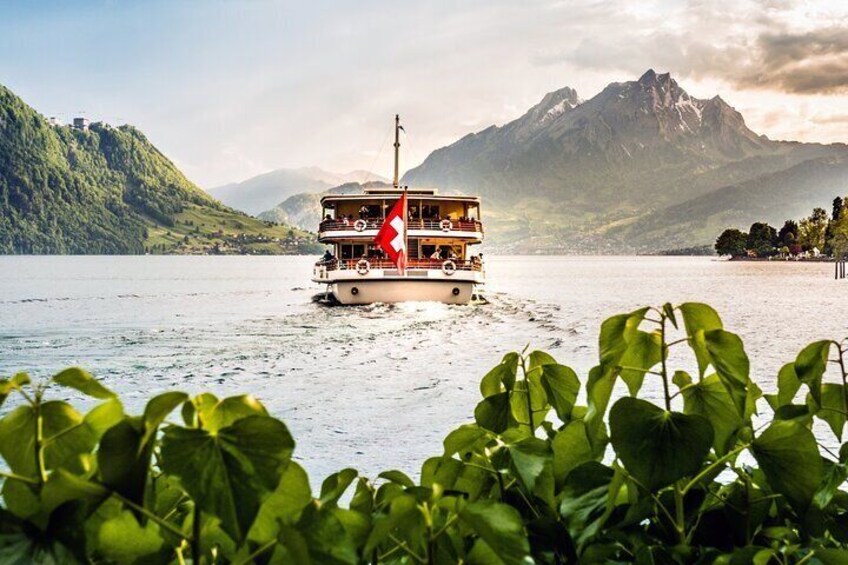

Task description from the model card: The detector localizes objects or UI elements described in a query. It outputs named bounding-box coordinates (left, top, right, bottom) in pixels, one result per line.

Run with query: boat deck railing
left=319, top=219, right=483, bottom=233
left=315, top=258, right=483, bottom=272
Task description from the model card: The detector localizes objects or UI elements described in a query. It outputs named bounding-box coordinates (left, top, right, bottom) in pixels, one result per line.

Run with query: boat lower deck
left=323, top=278, right=479, bottom=305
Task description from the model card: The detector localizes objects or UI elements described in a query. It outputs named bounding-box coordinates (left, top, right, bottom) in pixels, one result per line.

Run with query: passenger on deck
left=322, top=250, right=334, bottom=262
left=341, top=216, right=350, bottom=226
left=430, top=249, right=442, bottom=260
left=359, top=205, right=369, bottom=219
left=448, top=249, right=458, bottom=260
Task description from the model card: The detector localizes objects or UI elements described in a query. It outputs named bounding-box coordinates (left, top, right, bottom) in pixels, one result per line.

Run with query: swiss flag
left=374, top=191, right=407, bottom=274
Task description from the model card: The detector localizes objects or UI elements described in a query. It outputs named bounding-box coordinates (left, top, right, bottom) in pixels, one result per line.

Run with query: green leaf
left=679, top=302, right=723, bottom=377
left=204, top=394, right=268, bottom=433
left=378, top=469, right=415, bottom=488
left=585, top=365, right=614, bottom=432
left=506, top=437, right=550, bottom=493
left=539, top=364, right=580, bottom=421
left=527, top=350, right=557, bottom=371
left=285, top=505, right=358, bottom=564
left=160, top=415, right=294, bottom=541
left=363, top=493, right=420, bottom=556
left=704, top=329, right=750, bottom=414
left=98, top=418, right=149, bottom=505
left=459, top=500, right=530, bottom=565
left=249, top=461, right=313, bottom=543
left=0, top=401, right=95, bottom=477
left=140, top=391, right=189, bottom=447
left=751, top=420, right=823, bottom=513
left=672, top=370, right=692, bottom=389
left=552, top=421, right=595, bottom=485
left=84, top=397, right=124, bottom=439
left=814, top=460, right=848, bottom=509
left=682, top=374, right=743, bottom=455
left=795, top=340, right=833, bottom=406
left=52, top=367, right=115, bottom=399
left=481, top=353, right=519, bottom=396
left=319, top=468, right=358, bottom=507
left=662, top=303, right=678, bottom=329
left=474, top=392, right=513, bottom=433
left=94, top=508, right=166, bottom=564
left=443, top=424, right=490, bottom=456
left=599, top=307, right=649, bottom=367
left=765, top=363, right=802, bottom=410
left=609, top=397, right=713, bottom=490
left=0, top=373, right=30, bottom=409
left=616, top=330, right=662, bottom=396
left=812, top=383, right=848, bottom=440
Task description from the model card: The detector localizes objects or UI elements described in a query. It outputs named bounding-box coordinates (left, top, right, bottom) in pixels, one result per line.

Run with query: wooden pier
left=837, top=258, right=847, bottom=279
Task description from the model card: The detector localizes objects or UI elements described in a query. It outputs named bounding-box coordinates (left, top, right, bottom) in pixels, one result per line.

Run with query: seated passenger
left=430, top=249, right=442, bottom=260
left=359, top=205, right=369, bottom=219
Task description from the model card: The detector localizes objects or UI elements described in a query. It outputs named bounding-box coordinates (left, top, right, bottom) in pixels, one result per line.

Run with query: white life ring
left=442, top=260, right=456, bottom=276
left=353, top=219, right=368, bottom=232
left=356, top=259, right=370, bottom=275
left=439, top=219, right=453, bottom=232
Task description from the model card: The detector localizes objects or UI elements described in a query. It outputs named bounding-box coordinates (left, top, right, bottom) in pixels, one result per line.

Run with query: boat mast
left=393, top=114, right=400, bottom=188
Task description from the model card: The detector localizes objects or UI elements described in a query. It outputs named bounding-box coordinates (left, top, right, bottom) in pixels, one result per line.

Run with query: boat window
left=422, top=205, right=440, bottom=219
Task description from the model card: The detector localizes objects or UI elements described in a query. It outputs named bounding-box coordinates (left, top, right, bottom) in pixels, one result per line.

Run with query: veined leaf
left=810, top=383, right=848, bottom=441
left=682, top=374, right=743, bottom=455
left=704, top=329, right=750, bottom=415
left=0, top=373, right=30, bottom=409
left=539, top=364, right=580, bottom=421
left=459, top=500, right=530, bottom=565
left=160, top=415, right=294, bottom=541
left=795, top=340, right=832, bottom=406
left=552, top=421, right=595, bottom=485
left=52, top=367, right=115, bottom=399
left=751, top=420, right=822, bottom=513
left=609, top=397, right=713, bottom=490
left=678, top=302, right=723, bottom=377
left=474, top=392, right=513, bottom=433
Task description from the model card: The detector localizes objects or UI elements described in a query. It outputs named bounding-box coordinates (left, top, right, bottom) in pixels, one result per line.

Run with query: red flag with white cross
left=374, top=191, right=407, bottom=274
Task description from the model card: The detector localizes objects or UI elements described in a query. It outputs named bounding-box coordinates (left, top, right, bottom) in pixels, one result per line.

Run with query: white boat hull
left=329, top=279, right=476, bottom=305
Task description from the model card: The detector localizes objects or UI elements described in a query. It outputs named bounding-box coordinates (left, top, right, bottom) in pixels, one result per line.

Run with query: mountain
left=209, top=167, right=388, bottom=215
left=403, top=70, right=848, bottom=252
left=0, top=84, right=318, bottom=255
left=258, top=181, right=392, bottom=230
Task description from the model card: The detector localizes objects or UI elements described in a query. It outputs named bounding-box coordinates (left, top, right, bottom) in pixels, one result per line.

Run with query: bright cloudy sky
left=1, top=0, right=846, bottom=188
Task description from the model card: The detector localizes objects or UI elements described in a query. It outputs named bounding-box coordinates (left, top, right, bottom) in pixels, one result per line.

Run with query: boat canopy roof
left=320, top=189, right=480, bottom=206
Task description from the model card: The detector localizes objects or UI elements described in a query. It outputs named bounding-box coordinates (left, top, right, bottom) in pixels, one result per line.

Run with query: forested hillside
left=0, top=84, right=318, bottom=254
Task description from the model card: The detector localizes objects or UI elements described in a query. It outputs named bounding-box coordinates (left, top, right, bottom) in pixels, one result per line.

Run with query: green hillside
left=0, top=84, right=320, bottom=255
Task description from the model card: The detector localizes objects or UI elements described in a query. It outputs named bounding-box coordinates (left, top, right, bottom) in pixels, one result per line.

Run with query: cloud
left=556, top=0, right=848, bottom=96
left=738, top=28, right=848, bottom=93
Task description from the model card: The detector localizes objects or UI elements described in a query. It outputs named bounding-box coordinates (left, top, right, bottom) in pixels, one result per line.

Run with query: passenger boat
left=312, top=116, right=485, bottom=305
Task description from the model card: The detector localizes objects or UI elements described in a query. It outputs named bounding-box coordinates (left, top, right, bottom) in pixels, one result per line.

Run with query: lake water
left=1, top=256, right=846, bottom=480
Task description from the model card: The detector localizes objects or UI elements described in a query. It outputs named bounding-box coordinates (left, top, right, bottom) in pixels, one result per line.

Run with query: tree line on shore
left=715, top=196, right=848, bottom=259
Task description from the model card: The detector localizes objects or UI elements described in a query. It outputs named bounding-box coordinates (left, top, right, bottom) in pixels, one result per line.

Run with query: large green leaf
left=795, top=340, right=833, bottom=406
left=139, top=391, right=189, bottom=447
left=249, top=461, right=313, bottom=544
left=609, top=397, right=713, bottom=490
left=678, top=302, right=723, bottom=377
left=480, top=353, right=519, bottom=396
left=160, top=415, right=294, bottom=541
left=552, top=421, right=595, bottom=485
left=704, top=329, right=750, bottom=414
left=443, top=424, right=490, bottom=457
left=811, top=383, right=848, bottom=440
left=474, top=392, right=513, bottom=433
left=765, top=363, right=802, bottom=411
left=52, top=367, right=115, bottom=399
left=459, top=500, right=531, bottom=565
left=682, top=374, right=743, bottom=455
left=539, top=364, right=580, bottom=421
left=751, top=420, right=823, bottom=512
left=506, top=436, right=550, bottom=493
left=0, top=401, right=95, bottom=477
left=93, top=506, right=166, bottom=564
left=319, top=468, right=358, bottom=507
left=98, top=418, right=149, bottom=504
left=616, top=330, right=662, bottom=396
left=598, top=307, right=649, bottom=367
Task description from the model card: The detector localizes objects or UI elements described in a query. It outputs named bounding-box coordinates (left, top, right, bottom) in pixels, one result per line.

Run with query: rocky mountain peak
left=525, top=85, right=582, bottom=124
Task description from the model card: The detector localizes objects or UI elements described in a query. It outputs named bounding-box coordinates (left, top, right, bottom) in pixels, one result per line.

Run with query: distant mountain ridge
left=209, top=167, right=388, bottom=215
left=403, top=69, right=848, bottom=252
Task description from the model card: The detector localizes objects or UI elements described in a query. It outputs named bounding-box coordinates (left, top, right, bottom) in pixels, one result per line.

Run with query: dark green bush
left=2, top=302, right=848, bottom=563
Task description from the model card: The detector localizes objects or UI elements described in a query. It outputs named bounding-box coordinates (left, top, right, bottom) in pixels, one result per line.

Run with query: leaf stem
left=520, top=355, right=534, bottom=431
left=112, top=491, right=190, bottom=542
left=33, top=390, right=47, bottom=484
left=0, top=470, right=38, bottom=484
left=234, top=539, right=276, bottom=565
left=682, top=443, right=749, bottom=495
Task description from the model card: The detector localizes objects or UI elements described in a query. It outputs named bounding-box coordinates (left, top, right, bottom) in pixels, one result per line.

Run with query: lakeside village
left=715, top=196, right=848, bottom=261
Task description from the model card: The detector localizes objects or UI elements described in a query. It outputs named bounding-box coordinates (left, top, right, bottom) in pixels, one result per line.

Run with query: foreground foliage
left=2, top=303, right=848, bottom=563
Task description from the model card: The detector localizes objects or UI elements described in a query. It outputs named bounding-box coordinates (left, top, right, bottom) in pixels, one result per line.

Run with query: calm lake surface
left=1, top=256, right=846, bottom=479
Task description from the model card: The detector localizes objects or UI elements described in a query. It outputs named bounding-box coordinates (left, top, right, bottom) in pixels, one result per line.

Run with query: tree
left=825, top=197, right=846, bottom=255
left=798, top=207, right=828, bottom=251
left=833, top=196, right=844, bottom=222
left=829, top=212, right=848, bottom=259
left=715, top=228, right=748, bottom=257
left=777, top=219, right=798, bottom=246
left=746, top=222, right=777, bottom=257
